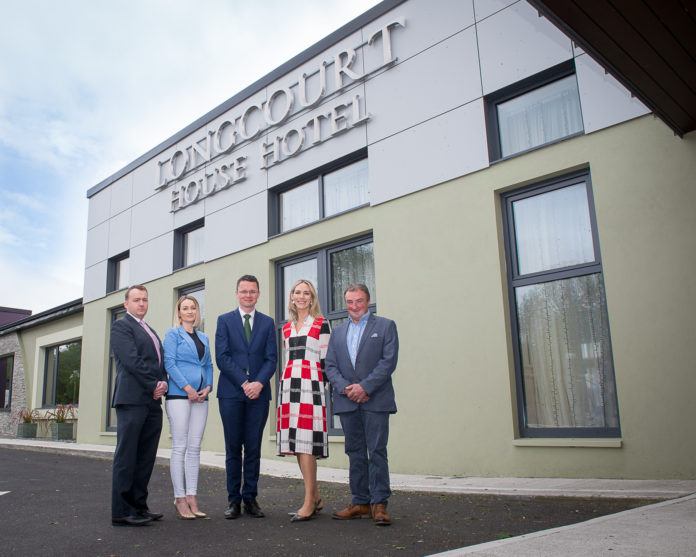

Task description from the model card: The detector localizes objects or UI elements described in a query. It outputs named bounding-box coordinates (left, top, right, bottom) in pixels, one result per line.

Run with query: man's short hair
left=125, top=284, right=148, bottom=300
left=344, top=283, right=370, bottom=301
left=236, top=275, right=259, bottom=290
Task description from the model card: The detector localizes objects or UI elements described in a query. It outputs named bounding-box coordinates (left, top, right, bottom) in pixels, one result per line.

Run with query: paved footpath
left=2, top=438, right=695, bottom=556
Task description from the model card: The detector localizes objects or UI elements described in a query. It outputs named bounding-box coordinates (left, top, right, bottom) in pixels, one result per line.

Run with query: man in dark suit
left=215, top=275, right=278, bottom=519
left=110, top=285, right=168, bottom=526
left=324, top=283, right=399, bottom=526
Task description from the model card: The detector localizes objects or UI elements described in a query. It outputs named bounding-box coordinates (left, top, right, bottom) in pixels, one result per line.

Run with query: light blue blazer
left=163, top=326, right=214, bottom=396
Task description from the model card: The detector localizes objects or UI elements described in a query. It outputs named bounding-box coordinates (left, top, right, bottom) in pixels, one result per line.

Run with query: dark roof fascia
left=0, top=307, right=32, bottom=315
left=86, top=0, right=407, bottom=199
left=0, top=298, right=83, bottom=335
left=526, top=0, right=686, bottom=137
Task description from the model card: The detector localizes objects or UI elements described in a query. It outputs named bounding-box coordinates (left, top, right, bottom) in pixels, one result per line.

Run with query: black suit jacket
left=111, top=313, right=166, bottom=406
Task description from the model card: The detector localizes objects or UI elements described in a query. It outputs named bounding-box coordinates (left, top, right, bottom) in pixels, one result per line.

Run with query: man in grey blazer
left=324, top=283, right=399, bottom=526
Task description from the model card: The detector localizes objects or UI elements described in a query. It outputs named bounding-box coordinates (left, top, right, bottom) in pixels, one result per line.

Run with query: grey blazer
left=324, top=313, right=399, bottom=414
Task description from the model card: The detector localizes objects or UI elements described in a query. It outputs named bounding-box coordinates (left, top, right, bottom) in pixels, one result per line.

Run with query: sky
left=0, top=0, right=381, bottom=314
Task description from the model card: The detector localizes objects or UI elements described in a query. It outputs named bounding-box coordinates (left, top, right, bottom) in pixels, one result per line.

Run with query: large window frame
left=502, top=170, right=620, bottom=438
left=268, top=149, right=368, bottom=236
left=42, top=341, right=82, bottom=408
left=107, top=251, right=130, bottom=293
left=485, top=60, right=583, bottom=162
left=173, top=218, right=205, bottom=271
left=275, top=235, right=376, bottom=436
left=106, top=306, right=126, bottom=430
left=1, top=353, right=14, bottom=410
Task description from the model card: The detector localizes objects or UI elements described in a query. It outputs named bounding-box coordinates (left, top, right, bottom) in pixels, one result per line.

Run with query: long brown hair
left=287, top=280, right=323, bottom=323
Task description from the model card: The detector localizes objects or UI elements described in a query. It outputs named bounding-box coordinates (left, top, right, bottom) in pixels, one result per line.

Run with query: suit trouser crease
left=112, top=402, right=163, bottom=518
left=219, top=397, right=269, bottom=503
left=339, top=408, right=391, bottom=505
left=166, top=398, right=208, bottom=498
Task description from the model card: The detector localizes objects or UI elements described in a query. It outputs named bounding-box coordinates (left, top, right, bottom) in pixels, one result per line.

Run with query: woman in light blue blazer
left=164, top=295, right=213, bottom=520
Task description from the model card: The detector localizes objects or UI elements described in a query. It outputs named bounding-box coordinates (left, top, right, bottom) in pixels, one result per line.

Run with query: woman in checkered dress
left=276, top=279, right=331, bottom=521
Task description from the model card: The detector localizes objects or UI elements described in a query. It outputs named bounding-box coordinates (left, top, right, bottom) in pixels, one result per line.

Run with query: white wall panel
left=131, top=156, right=162, bottom=205
left=364, top=0, right=474, bottom=71
left=109, top=175, right=133, bottom=217
left=366, top=26, right=481, bottom=144
left=369, top=99, right=488, bottom=205
left=107, top=210, right=131, bottom=257
left=87, top=188, right=110, bottom=230
left=576, top=53, right=650, bottom=134
left=474, top=0, right=517, bottom=22
left=85, top=221, right=109, bottom=267
left=203, top=158, right=267, bottom=215
left=204, top=192, right=268, bottom=262
left=130, top=192, right=174, bottom=247
left=82, top=261, right=107, bottom=304
left=477, top=1, right=572, bottom=94
left=129, top=233, right=173, bottom=285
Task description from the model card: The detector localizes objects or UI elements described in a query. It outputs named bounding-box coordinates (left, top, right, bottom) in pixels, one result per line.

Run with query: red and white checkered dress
left=276, top=316, right=331, bottom=458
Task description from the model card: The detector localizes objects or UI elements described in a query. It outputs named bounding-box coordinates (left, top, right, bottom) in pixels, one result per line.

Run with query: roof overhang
left=527, top=0, right=696, bottom=137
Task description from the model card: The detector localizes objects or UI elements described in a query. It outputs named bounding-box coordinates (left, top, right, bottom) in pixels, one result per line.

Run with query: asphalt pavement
left=1, top=438, right=695, bottom=556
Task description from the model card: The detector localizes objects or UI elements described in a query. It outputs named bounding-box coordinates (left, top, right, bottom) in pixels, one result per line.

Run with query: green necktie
left=243, top=314, right=251, bottom=343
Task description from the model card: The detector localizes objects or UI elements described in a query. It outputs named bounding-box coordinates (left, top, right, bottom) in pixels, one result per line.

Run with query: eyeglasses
left=237, top=290, right=258, bottom=296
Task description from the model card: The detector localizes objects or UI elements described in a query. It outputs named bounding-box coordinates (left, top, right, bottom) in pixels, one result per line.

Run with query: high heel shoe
left=191, top=510, right=207, bottom=518
left=314, top=498, right=323, bottom=514
left=173, top=500, right=196, bottom=520
left=290, top=512, right=313, bottom=522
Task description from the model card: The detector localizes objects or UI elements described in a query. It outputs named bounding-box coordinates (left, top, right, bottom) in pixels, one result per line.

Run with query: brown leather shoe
left=372, top=503, right=391, bottom=526
left=331, top=503, right=372, bottom=520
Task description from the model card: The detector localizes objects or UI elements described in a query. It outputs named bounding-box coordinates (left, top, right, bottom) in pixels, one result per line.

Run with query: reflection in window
left=43, top=341, right=81, bottom=406
left=184, top=227, right=204, bottom=267
left=324, top=159, right=369, bottom=218
left=512, top=183, right=595, bottom=275
left=274, top=154, right=368, bottom=234
left=280, top=181, right=319, bottom=232
left=330, top=242, right=375, bottom=312
left=516, top=274, right=617, bottom=429
left=498, top=74, right=583, bottom=157
left=1, top=354, right=13, bottom=409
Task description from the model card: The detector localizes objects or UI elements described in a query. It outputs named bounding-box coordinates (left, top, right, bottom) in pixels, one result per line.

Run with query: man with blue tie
left=110, top=285, right=168, bottom=526
left=215, top=275, right=278, bottom=519
left=324, top=283, right=399, bottom=526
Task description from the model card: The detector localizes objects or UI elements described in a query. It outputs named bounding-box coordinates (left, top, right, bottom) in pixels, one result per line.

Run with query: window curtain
left=330, top=243, right=375, bottom=312
left=324, top=159, right=369, bottom=217
left=281, top=180, right=319, bottom=231
left=516, top=274, right=618, bottom=429
left=498, top=74, right=583, bottom=157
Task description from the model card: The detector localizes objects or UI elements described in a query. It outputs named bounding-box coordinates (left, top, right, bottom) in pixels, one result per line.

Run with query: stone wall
left=0, top=332, right=26, bottom=436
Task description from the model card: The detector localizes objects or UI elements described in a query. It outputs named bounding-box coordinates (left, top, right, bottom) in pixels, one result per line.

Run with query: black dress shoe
left=224, top=502, right=241, bottom=519
left=243, top=499, right=264, bottom=518
left=112, top=515, right=151, bottom=526
left=137, top=510, right=163, bottom=521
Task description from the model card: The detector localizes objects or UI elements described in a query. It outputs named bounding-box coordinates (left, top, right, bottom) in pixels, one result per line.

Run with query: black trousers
left=112, top=401, right=163, bottom=518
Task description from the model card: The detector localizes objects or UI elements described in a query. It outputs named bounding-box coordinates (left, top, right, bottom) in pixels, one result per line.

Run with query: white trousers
left=165, top=398, right=208, bottom=498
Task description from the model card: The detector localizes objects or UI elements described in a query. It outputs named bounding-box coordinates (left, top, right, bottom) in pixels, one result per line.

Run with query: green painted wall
left=77, top=115, right=696, bottom=479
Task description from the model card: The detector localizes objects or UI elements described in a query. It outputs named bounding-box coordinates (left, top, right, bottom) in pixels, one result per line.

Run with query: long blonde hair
left=287, top=280, right=323, bottom=323
left=173, top=295, right=202, bottom=328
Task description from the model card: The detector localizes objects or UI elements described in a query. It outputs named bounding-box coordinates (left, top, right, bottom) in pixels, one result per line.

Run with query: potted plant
left=46, top=404, right=77, bottom=440
left=13, top=408, right=40, bottom=438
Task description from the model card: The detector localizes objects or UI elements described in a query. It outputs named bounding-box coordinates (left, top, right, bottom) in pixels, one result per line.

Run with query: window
left=270, top=150, right=368, bottom=235
left=502, top=170, right=619, bottom=437
left=1, top=354, right=13, bottom=409
left=106, top=307, right=126, bottom=429
left=275, top=236, right=376, bottom=434
left=179, top=282, right=206, bottom=331
left=107, top=251, right=130, bottom=293
left=43, top=341, right=81, bottom=407
left=485, top=60, right=583, bottom=161
left=173, top=218, right=204, bottom=271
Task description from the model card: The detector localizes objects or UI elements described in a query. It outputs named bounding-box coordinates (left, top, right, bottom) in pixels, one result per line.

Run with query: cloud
left=0, top=0, right=381, bottom=312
